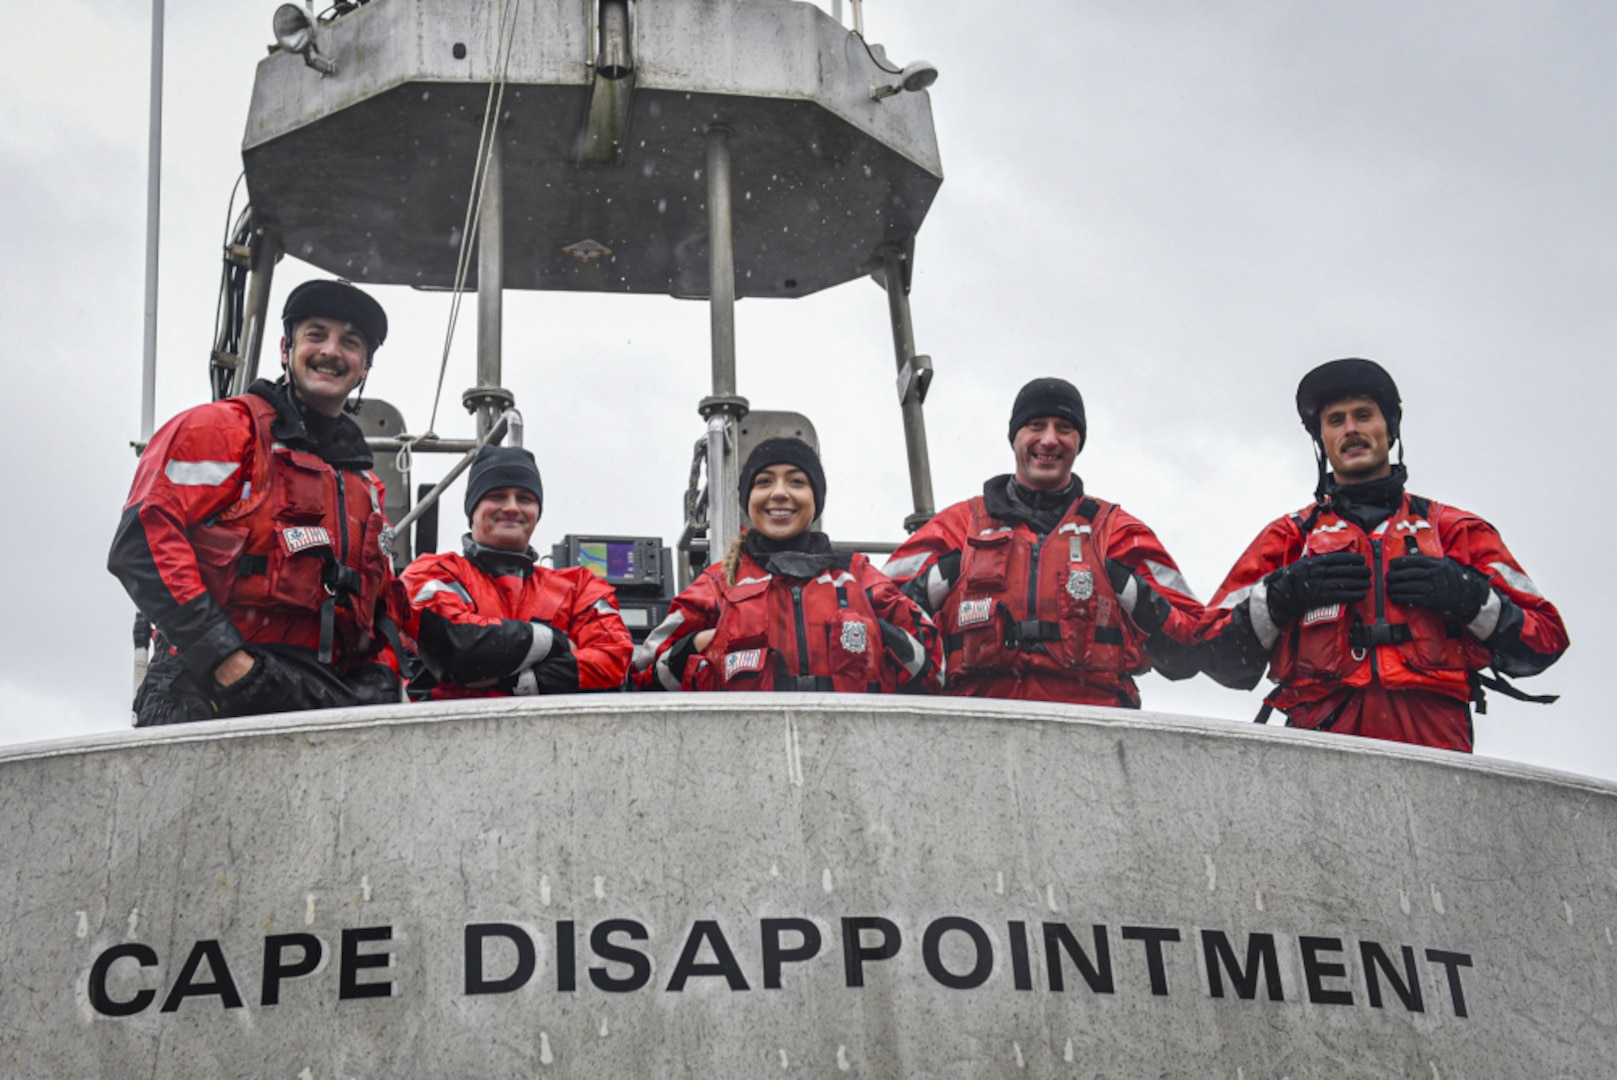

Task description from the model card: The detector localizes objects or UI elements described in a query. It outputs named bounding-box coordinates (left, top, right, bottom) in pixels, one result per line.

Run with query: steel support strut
left=466, top=135, right=515, bottom=438
left=699, top=124, right=749, bottom=558
left=881, top=246, right=935, bottom=531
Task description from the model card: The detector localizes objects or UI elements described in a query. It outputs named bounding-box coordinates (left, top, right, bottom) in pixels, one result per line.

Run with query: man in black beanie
left=399, top=444, right=633, bottom=697
left=884, top=376, right=1204, bottom=707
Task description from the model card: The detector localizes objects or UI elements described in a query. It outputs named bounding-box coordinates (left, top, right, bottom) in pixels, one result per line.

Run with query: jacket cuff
left=176, top=617, right=249, bottom=681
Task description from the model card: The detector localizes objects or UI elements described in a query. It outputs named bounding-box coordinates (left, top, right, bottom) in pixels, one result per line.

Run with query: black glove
left=1105, top=559, right=1169, bottom=635
left=1264, top=551, right=1372, bottom=625
left=1385, top=555, right=1491, bottom=622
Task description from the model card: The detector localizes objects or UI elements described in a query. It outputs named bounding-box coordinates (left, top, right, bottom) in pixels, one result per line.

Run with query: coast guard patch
left=1067, top=568, right=1094, bottom=601
left=725, top=648, right=766, bottom=681
left=957, top=598, right=993, bottom=627
left=839, top=621, right=868, bottom=654
left=1302, top=604, right=1342, bottom=626
left=280, top=526, right=333, bottom=554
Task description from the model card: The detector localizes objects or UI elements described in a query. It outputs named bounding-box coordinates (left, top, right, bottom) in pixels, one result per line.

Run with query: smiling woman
left=634, top=438, right=942, bottom=695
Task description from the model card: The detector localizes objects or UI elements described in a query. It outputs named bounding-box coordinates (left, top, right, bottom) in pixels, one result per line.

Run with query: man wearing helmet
left=883, top=377, right=1204, bottom=707
left=109, top=279, right=405, bottom=725
left=1198, top=358, right=1568, bottom=751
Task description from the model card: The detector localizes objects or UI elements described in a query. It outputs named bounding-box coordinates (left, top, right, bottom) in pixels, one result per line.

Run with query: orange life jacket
left=939, top=495, right=1148, bottom=695
left=188, top=395, right=390, bottom=667
left=1268, top=494, right=1491, bottom=710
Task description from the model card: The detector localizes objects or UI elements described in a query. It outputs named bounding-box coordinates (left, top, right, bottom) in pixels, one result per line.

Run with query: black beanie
left=1008, top=377, right=1086, bottom=448
left=739, top=438, right=826, bottom=522
left=464, top=445, right=543, bottom=520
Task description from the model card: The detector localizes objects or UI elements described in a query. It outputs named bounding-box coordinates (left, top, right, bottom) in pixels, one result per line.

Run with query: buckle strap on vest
left=775, top=674, right=836, bottom=692
left=318, top=596, right=336, bottom=665
left=1348, top=622, right=1413, bottom=648
left=1003, top=618, right=1061, bottom=648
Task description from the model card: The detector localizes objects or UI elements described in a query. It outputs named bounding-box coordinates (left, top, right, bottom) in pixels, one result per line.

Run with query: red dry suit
left=402, top=543, right=633, bottom=697
left=883, top=479, right=1204, bottom=707
left=635, top=543, right=940, bottom=693
left=109, top=381, right=399, bottom=682
left=1198, top=491, right=1568, bottom=752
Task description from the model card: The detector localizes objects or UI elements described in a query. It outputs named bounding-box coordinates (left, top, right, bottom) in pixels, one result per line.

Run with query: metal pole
left=139, top=0, right=164, bottom=441
left=388, top=411, right=513, bottom=539
left=882, top=247, right=936, bottom=530
left=700, top=124, right=747, bottom=557
left=706, top=126, right=737, bottom=400
left=236, top=229, right=278, bottom=394
left=475, top=136, right=505, bottom=438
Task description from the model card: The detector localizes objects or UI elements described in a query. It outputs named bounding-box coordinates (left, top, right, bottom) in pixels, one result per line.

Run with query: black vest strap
left=1349, top=622, right=1414, bottom=648
left=1076, top=497, right=1101, bottom=521
left=1408, top=494, right=1431, bottom=519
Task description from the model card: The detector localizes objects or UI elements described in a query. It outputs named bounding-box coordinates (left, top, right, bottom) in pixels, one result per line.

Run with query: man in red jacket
left=401, top=445, right=633, bottom=696
left=109, top=279, right=404, bottom=725
left=883, top=377, right=1204, bottom=707
left=1197, top=358, right=1568, bottom=751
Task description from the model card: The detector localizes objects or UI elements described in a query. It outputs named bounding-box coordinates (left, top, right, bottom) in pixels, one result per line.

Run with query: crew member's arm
left=403, top=558, right=576, bottom=694
left=859, top=558, right=944, bottom=691
left=557, top=573, right=635, bottom=691
left=1387, top=513, right=1568, bottom=678
left=632, top=569, right=724, bottom=690
left=1197, top=521, right=1305, bottom=691
left=107, top=403, right=257, bottom=682
left=1100, top=510, right=1206, bottom=680
left=882, top=507, right=970, bottom=618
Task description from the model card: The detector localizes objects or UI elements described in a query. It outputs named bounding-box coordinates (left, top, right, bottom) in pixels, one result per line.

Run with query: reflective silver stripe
left=593, top=597, right=618, bottom=616
left=163, top=459, right=240, bottom=487
left=633, top=610, right=686, bottom=672
left=1467, top=589, right=1503, bottom=641
left=1248, top=578, right=1280, bottom=649
left=363, top=473, right=382, bottom=513
left=815, top=571, right=857, bottom=587
left=925, top=565, right=950, bottom=613
left=411, top=579, right=472, bottom=606
left=654, top=653, right=682, bottom=691
left=1117, top=573, right=1140, bottom=616
left=239, top=481, right=252, bottom=502
left=517, top=622, right=555, bottom=675
left=1490, top=561, right=1543, bottom=599
left=512, top=668, right=540, bottom=696
left=1143, top=559, right=1199, bottom=603
left=735, top=575, right=772, bottom=586
left=979, top=527, right=1012, bottom=536
left=1218, top=583, right=1254, bottom=611
left=895, top=627, right=926, bottom=679
left=1057, top=522, right=1091, bottom=536
left=883, top=552, right=930, bottom=580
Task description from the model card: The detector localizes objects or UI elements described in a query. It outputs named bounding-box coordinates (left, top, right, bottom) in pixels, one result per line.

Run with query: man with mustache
left=1197, top=358, right=1568, bottom=751
left=883, top=377, right=1204, bottom=706
left=110, top=280, right=405, bottom=725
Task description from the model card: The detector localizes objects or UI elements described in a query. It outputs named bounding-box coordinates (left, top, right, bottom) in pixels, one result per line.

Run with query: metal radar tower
left=222, top=0, right=945, bottom=583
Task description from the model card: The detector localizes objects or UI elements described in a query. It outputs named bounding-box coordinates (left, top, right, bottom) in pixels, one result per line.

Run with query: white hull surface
left=5, top=697, right=1612, bottom=1076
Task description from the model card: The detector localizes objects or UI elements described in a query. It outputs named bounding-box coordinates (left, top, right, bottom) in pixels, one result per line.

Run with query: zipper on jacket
left=1368, top=536, right=1384, bottom=679
left=1026, top=532, right=1042, bottom=622
left=792, top=586, right=811, bottom=675
left=335, top=470, right=351, bottom=565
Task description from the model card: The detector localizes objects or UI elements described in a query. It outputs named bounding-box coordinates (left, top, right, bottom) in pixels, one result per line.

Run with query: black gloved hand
left=1105, top=559, right=1168, bottom=635
left=1385, top=555, right=1491, bottom=622
left=1264, top=551, right=1372, bottom=625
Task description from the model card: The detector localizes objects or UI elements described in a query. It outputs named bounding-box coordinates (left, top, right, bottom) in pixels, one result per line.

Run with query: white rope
left=425, top=0, right=521, bottom=436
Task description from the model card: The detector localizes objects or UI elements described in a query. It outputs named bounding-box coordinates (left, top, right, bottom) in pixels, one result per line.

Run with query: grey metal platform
left=242, top=0, right=943, bottom=298
left=4, top=697, right=1613, bottom=1076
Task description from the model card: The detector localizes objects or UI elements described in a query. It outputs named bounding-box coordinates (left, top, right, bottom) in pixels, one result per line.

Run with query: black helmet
left=1295, top=358, right=1401, bottom=441
left=281, top=279, right=388, bottom=355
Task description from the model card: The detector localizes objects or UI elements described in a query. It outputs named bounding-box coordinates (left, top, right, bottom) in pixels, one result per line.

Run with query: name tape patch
left=1302, top=603, right=1343, bottom=626
left=957, top=598, right=993, bottom=627
left=724, top=648, right=766, bottom=681
left=280, top=526, right=333, bottom=554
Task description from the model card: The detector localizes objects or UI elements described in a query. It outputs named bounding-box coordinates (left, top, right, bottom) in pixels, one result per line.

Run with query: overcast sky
left=1, top=1, right=1611, bottom=780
